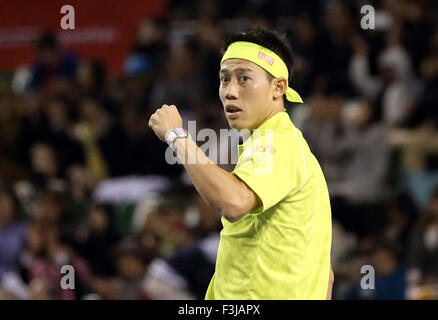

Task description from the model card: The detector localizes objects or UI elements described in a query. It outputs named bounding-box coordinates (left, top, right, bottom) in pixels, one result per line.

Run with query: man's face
left=219, top=59, right=274, bottom=130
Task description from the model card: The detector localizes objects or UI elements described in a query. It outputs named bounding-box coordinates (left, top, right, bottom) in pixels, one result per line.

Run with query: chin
left=228, top=120, right=245, bottom=130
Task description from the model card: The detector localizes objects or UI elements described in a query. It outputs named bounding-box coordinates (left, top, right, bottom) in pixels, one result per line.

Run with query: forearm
left=173, top=137, right=257, bottom=221
left=147, top=104, right=257, bottom=220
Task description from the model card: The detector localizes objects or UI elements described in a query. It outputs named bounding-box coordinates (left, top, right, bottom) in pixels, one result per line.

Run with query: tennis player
left=148, top=27, right=333, bottom=300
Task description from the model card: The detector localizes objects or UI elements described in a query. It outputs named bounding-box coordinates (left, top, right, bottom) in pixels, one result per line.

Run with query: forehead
left=220, top=58, right=265, bottom=74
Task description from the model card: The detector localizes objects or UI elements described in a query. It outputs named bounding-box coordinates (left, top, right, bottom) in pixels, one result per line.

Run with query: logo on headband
left=258, top=51, right=266, bottom=60
left=257, top=51, right=274, bottom=66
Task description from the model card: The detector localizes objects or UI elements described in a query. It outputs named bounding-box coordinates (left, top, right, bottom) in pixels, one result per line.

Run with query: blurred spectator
left=114, top=239, right=148, bottom=299
left=349, top=27, right=422, bottom=127
left=120, top=53, right=154, bottom=108
left=42, top=96, right=84, bottom=172
left=16, top=222, right=93, bottom=300
left=185, top=193, right=221, bottom=239
left=0, top=89, right=22, bottom=186
left=0, top=190, right=26, bottom=280
left=75, top=204, right=120, bottom=277
left=405, top=187, right=438, bottom=299
left=135, top=17, right=170, bottom=71
left=406, top=25, right=438, bottom=128
left=304, top=95, right=389, bottom=238
left=16, top=94, right=84, bottom=183
left=32, top=190, right=70, bottom=229
left=75, top=60, right=107, bottom=100
left=66, top=165, right=97, bottom=225
left=330, top=101, right=389, bottom=204
left=148, top=40, right=203, bottom=117
left=29, top=32, right=79, bottom=91
left=344, top=242, right=407, bottom=300
left=74, top=96, right=112, bottom=180
left=142, top=232, right=219, bottom=300
left=142, top=196, right=194, bottom=256
left=195, top=18, right=223, bottom=101
left=286, top=13, right=325, bottom=97
left=15, top=92, right=48, bottom=167
left=383, top=190, right=419, bottom=258
left=318, top=0, right=356, bottom=97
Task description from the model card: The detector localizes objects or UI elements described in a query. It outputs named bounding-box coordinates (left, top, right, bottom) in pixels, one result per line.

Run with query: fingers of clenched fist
left=148, top=104, right=182, bottom=142
left=149, top=104, right=167, bottom=127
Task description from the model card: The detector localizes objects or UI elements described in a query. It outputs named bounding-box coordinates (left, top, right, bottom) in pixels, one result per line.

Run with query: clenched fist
left=148, top=104, right=183, bottom=142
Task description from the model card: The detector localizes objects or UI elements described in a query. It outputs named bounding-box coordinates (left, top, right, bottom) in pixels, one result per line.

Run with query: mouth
left=225, top=104, right=242, bottom=119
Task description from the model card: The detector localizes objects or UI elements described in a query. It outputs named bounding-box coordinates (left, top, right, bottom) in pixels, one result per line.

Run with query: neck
left=240, top=103, right=285, bottom=142
left=258, top=101, right=285, bottom=128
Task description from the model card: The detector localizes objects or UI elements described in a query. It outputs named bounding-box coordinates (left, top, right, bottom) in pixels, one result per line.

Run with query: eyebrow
left=219, top=67, right=254, bottom=75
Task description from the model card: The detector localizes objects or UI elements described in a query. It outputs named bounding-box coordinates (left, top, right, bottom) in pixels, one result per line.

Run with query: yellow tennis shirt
left=205, top=111, right=332, bottom=300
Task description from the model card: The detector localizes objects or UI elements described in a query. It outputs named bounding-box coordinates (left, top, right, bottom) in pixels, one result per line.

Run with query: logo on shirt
left=252, top=144, right=276, bottom=155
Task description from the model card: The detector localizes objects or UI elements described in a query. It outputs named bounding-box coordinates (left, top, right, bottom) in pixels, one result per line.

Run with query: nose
left=224, top=78, right=239, bottom=100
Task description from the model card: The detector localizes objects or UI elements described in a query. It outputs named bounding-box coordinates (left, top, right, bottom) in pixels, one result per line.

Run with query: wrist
left=165, top=127, right=191, bottom=150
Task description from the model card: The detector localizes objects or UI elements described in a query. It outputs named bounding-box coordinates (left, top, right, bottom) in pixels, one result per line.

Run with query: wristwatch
left=165, top=127, right=190, bottom=149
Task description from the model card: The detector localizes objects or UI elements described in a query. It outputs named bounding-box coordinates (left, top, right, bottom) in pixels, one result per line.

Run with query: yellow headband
left=221, top=41, right=303, bottom=103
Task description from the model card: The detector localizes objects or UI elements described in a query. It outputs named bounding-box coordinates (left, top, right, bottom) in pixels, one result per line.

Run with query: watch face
left=174, top=128, right=188, bottom=137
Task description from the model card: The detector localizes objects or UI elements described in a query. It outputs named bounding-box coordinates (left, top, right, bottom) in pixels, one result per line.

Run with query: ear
left=272, top=77, right=287, bottom=100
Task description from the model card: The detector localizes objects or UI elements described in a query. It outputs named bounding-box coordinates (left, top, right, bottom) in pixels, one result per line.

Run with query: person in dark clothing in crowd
left=29, top=32, right=79, bottom=90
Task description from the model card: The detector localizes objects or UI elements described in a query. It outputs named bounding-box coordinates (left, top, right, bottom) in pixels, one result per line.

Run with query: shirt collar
left=238, top=111, right=293, bottom=153
left=256, top=111, right=292, bottom=131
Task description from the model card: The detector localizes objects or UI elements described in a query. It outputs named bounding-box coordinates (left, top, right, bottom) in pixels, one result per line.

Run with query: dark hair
left=221, top=26, right=295, bottom=83
left=36, top=32, right=58, bottom=50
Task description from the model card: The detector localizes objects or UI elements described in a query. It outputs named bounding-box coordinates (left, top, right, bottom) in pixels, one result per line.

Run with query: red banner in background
left=0, top=0, right=167, bottom=74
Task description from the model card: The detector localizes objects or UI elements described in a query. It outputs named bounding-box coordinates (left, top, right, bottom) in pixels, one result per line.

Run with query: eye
left=239, top=75, right=249, bottom=82
left=220, top=75, right=230, bottom=83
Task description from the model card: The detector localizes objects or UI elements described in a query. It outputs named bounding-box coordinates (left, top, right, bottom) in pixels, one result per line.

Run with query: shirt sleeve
left=232, top=131, right=305, bottom=214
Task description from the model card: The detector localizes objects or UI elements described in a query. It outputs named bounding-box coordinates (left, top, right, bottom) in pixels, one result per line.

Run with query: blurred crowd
left=1, top=0, right=438, bottom=300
